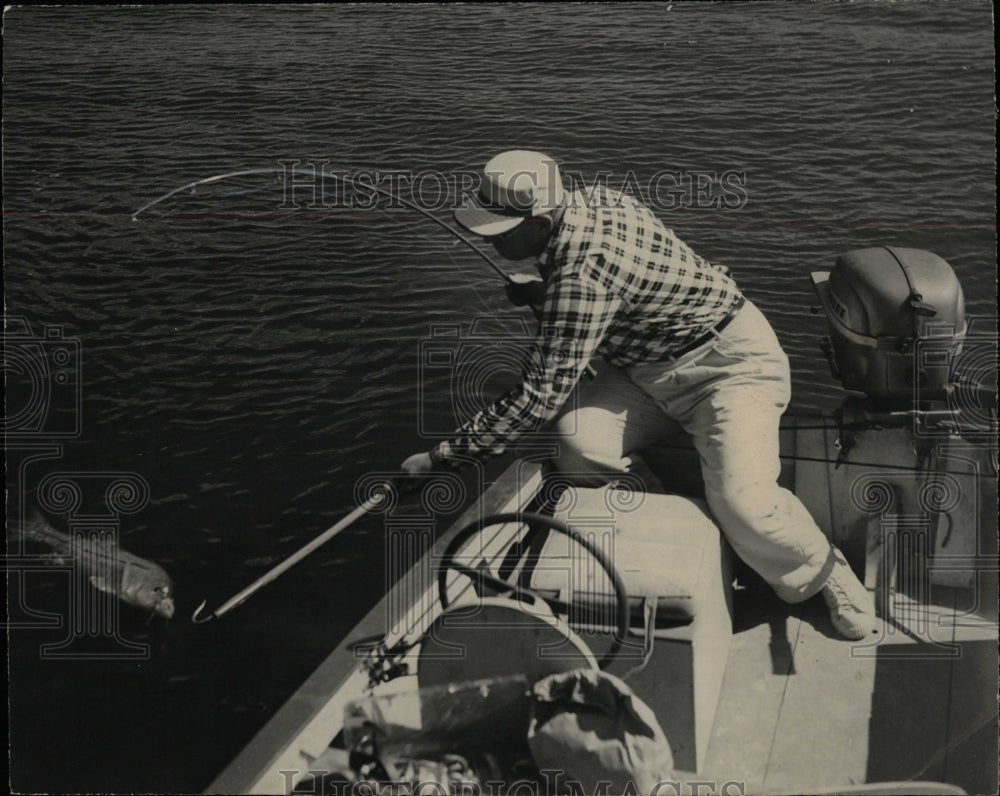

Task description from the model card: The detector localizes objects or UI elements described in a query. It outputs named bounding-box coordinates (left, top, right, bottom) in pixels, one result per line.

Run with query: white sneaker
left=821, top=551, right=877, bottom=640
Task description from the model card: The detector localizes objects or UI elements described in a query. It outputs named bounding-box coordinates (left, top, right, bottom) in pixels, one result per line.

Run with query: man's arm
left=405, top=270, right=621, bottom=473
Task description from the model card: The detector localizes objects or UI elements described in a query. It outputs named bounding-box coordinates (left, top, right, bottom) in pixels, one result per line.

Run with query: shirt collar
left=536, top=189, right=579, bottom=277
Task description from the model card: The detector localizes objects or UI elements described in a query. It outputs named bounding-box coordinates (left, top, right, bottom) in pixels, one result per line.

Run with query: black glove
left=504, top=273, right=547, bottom=307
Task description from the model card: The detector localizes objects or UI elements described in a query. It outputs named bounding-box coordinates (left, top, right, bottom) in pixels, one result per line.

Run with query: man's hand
left=401, top=452, right=435, bottom=476
left=505, top=273, right=547, bottom=307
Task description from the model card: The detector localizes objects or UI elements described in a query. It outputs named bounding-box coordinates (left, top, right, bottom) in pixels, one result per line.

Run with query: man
left=401, top=150, right=876, bottom=640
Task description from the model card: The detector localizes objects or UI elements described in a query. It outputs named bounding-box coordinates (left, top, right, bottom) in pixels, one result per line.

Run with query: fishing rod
left=132, top=165, right=596, bottom=378
left=131, top=166, right=512, bottom=285
left=191, top=482, right=395, bottom=623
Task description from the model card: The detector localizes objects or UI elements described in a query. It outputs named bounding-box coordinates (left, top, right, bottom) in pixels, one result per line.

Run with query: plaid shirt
left=431, top=186, right=742, bottom=466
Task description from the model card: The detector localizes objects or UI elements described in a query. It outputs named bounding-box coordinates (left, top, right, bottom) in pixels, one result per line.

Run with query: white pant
left=551, top=300, right=836, bottom=603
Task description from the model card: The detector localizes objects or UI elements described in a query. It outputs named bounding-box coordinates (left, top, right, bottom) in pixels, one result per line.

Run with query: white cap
left=454, top=150, right=565, bottom=237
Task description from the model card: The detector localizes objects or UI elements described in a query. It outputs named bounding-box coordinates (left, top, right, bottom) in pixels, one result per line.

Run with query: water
left=4, top=3, right=995, bottom=792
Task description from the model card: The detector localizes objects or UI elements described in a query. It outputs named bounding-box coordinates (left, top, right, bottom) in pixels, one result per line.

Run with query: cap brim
left=453, top=199, right=526, bottom=237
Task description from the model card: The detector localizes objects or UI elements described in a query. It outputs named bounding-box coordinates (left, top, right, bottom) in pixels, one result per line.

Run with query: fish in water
left=16, top=511, right=175, bottom=619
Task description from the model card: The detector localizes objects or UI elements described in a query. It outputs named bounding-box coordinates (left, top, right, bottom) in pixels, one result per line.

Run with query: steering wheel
left=435, top=511, right=630, bottom=670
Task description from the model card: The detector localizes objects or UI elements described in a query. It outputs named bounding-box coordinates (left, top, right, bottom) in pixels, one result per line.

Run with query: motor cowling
left=811, top=246, right=966, bottom=401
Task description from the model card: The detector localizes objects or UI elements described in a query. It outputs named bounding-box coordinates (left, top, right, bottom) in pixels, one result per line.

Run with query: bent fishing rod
left=132, top=165, right=595, bottom=378
left=132, top=166, right=512, bottom=284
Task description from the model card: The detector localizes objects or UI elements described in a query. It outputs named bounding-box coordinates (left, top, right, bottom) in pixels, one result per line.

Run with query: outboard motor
left=809, top=248, right=995, bottom=622
left=811, top=246, right=966, bottom=406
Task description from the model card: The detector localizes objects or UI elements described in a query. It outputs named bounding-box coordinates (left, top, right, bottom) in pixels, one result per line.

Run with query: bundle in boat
left=343, top=674, right=531, bottom=761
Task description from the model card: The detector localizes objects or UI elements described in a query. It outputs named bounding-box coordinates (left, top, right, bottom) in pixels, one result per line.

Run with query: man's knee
left=550, top=425, right=600, bottom=476
left=708, top=482, right=789, bottom=532
left=549, top=409, right=624, bottom=481
left=551, top=410, right=601, bottom=461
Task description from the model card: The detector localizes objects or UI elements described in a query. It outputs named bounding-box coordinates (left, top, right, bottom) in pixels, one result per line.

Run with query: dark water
left=3, top=3, right=995, bottom=793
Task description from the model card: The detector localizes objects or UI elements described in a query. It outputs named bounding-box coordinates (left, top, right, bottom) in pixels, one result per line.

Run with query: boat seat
left=530, top=487, right=730, bottom=624
left=540, top=486, right=734, bottom=772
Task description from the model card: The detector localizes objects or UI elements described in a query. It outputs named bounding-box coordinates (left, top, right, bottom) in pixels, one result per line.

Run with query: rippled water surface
left=4, top=3, right=995, bottom=792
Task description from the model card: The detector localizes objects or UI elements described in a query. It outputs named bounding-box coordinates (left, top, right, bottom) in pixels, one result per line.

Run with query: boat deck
left=704, top=574, right=998, bottom=796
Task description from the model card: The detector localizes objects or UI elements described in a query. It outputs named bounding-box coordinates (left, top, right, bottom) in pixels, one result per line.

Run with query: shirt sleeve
left=431, top=264, right=622, bottom=466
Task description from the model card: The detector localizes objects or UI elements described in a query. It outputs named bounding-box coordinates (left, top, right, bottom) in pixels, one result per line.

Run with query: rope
left=622, top=597, right=658, bottom=681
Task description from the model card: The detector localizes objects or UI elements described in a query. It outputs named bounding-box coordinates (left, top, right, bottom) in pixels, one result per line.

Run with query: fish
left=16, top=511, right=176, bottom=619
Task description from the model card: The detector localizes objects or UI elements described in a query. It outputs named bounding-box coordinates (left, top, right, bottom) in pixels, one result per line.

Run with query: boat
left=204, top=247, right=997, bottom=795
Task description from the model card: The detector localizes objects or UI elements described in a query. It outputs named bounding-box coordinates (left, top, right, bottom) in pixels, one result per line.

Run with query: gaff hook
left=189, top=487, right=392, bottom=625
left=191, top=599, right=215, bottom=624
